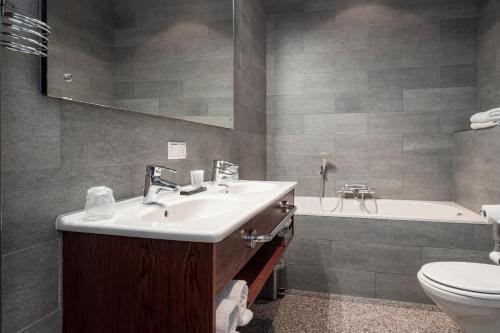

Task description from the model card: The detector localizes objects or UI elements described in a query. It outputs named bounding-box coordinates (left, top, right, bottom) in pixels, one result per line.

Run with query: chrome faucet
left=338, top=184, right=375, bottom=199
left=143, top=165, right=179, bottom=205
left=211, top=160, right=238, bottom=184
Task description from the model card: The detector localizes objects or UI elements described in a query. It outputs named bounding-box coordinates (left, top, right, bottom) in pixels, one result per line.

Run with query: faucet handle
left=146, top=165, right=177, bottom=176
left=214, top=160, right=236, bottom=168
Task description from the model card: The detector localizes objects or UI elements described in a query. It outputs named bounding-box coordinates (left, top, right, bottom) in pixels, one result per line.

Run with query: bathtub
left=295, top=196, right=486, bottom=224
left=286, top=196, right=492, bottom=303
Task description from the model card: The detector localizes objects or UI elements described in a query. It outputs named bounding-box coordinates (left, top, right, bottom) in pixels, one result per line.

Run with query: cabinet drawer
left=214, top=190, right=294, bottom=293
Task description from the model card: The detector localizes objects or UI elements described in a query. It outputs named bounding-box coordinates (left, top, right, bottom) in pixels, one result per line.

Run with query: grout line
left=2, top=238, right=60, bottom=258
left=16, top=309, right=60, bottom=333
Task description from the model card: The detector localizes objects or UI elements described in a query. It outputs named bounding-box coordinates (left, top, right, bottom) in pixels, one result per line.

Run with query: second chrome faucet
left=211, top=160, right=238, bottom=184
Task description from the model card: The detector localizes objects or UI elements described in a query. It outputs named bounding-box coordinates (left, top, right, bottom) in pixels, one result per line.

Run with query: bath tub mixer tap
left=338, top=184, right=376, bottom=200
left=332, top=184, right=378, bottom=214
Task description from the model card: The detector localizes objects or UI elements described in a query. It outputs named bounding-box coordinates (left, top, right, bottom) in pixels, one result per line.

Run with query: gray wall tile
left=1, top=87, right=61, bottom=171
left=331, top=241, right=423, bottom=274
left=422, top=247, right=491, bottom=264
left=473, top=223, right=496, bottom=250
left=268, top=135, right=335, bottom=156
left=267, top=72, right=304, bottom=95
left=294, top=216, right=476, bottom=250
left=289, top=215, right=488, bottom=303
left=303, top=71, right=368, bottom=93
left=367, top=67, right=440, bottom=90
left=403, top=175, right=454, bottom=201
left=286, top=264, right=376, bottom=297
left=267, top=93, right=335, bottom=115
left=440, top=64, right=477, bottom=87
left=375, top=273, right=431, bottom=304
left=266, top=1, right=478, bottom=198
left=335, top=47, right=402, bottom=71
left=403, top=134, right=453, bottom=154
left=454, top=0, right=500, bottom=212
left=439, top=110, right=474, bottom=133
left=19, top=310, right=62, bottom=333
left=369, top=112, right=439, bottom=134
left=2, top=240, right=60, bottom=333
left=335, top=88, right=403, bottom=113
left=284, top=238, right=332, bottom=266
left=403, top=87, right=477, bottom=112
left=304, top=113, right=369, bottom=134
left=454, top=127, right=500, bottom=211
left=268, top=115, right=305, bottom=135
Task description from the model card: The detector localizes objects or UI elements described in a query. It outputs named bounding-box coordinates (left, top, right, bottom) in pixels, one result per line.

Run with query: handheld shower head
left=320, top=152, right=329, bottom=175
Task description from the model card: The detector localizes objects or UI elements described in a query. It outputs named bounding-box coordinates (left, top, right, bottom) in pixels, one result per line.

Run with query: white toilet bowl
left=417, top=262, right=500, bottom=333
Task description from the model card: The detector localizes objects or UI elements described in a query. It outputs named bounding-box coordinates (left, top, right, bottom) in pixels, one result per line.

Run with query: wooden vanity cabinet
left=62, top=190, right=294, bottom=333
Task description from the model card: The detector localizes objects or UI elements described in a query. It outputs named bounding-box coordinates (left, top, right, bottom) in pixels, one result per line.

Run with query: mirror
left=44, top=0, right=234, bottom=129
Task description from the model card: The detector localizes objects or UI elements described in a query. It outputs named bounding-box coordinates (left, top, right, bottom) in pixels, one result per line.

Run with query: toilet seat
left=419, top=262, right=500, bottom=301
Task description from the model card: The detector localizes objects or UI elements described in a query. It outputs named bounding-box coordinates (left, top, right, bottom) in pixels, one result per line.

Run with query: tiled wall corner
left=266, top=0, right=479, bottom=199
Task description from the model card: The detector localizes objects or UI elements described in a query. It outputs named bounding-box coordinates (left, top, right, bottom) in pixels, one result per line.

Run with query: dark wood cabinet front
left=63, top=190, right=294, bottom=333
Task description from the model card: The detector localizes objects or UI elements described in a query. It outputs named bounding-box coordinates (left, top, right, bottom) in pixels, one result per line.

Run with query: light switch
left=168, top=142, right=187, bottom=160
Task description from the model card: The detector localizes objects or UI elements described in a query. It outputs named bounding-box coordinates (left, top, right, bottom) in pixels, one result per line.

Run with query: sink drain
left=164, top=210, right=169, bottom=218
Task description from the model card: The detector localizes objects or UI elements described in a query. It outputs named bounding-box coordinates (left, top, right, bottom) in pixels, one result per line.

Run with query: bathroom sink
left=141, top=197, right=244, bottom=223
left=56, top=180, right=297, bottom=242
left=226, top=182, right=278, bottom=194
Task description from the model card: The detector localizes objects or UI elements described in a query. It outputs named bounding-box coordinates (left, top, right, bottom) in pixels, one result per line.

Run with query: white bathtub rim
left=295, top=196, right=489, bottom=225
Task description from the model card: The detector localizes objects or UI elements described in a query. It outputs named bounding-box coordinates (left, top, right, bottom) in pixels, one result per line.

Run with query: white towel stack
left=469, top=107, right=500, bottom=130
left=216, top=299, right=240, bottom=333
left=216, top=280, right=254, bottom=333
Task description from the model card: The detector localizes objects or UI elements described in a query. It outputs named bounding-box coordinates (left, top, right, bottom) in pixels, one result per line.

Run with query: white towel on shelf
left=216, top=280, right=249, bottom=321
left=238, top=309, right=254, bottom=327
left=471, top=121, right=498, bottom=130
left=480, top=205, right=500, bottom=222
left=471, top=114, right=500, bottom=123
left=216, top=299, right=240, bottom=333
left=470, top=107, right=500, bottom=123
left=490, top=252, right=500, bottom=265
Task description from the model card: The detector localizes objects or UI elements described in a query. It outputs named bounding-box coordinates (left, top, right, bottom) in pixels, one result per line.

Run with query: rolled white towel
left=216, top=299, right=240, bottom=333
left=480, top=205, right=500, bottom=222
left=238, top=309, right=254, bottom=327
left=490, top=252, right=500, bottom=265
left=471, top=121, right=498, bottom=130
left=216, top=280, right=248, bottom=319
left=470, top=107, right=500, bottom=123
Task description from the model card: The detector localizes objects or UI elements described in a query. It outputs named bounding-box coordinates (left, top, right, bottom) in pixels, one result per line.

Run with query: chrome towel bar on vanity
left=242, top=201, right=297, bottom=248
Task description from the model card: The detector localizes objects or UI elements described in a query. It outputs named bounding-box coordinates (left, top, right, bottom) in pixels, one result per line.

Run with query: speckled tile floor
left=240, top=290, right=461, bottom=333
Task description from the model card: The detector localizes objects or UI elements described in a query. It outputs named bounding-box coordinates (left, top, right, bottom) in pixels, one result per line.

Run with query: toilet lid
left=421, top=262, right=500, bottom=294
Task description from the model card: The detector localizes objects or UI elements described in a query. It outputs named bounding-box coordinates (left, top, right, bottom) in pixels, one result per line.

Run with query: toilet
left=418, top=262, right=500, bottom=333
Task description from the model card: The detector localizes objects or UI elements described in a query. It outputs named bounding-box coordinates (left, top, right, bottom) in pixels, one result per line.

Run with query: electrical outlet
left=168, top=142, right=187, bottom=160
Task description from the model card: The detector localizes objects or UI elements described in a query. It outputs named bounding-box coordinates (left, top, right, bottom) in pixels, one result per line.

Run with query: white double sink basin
left=56, top=181, right=296, bottom=243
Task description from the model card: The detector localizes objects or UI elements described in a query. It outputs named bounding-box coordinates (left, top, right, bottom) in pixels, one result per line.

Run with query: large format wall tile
left=20, top=310, right=62, bottom=333
left=294, top=215, right=481, bottom=250
left=1, top=87, right=61, bottom=172
left=375, top=273, right=430, bottom=303
left=266, top=0, right=478, bottom=198
left=2, top=240, right=60, bottom=333
left=403, top=87, right=477, bottom=112
left=330, top=241, right=423, bottom=274
left=288, top=215, right=491, bottom=303
left=287, top=264, right=376, bottom=297
left=454, top=0, right=500, bottom=211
